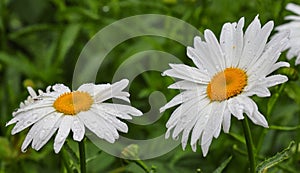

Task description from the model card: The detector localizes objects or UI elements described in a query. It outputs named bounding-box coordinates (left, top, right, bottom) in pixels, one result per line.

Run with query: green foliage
left=212, top=156, right=232, bottom=173
left=256, top=141, right=296, bottom=173
left=1, top=0, right=300, bottom=172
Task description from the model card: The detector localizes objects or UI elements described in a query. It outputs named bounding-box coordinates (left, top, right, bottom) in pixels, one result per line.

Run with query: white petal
left=34, top=113, right=62, bottom=151
left=231, top=17, right=245, bottom=67
left=77, top=83, right=99, bottom=96
left=264, top=75, right=288, bottom=87
left=201, top=137, right=212, bottom=157
left=247, top=109, right=268, bottom=128
left=220, top=22, right=234, bottom=67
left=13, top=100, right=54, bottom=114
left=248, top=30, right=289, bottom=76
left=286, top=3, right=300, bottom=15
left=163, top=64, right=210, bottom=84
left=181, top=114, right=199, bottom=150
left=168, top=80, right=200, bottom=90
left=53, top=116, right=73, bottom=153
left=204, top=30, right=225, bottom=70
left=78, top=112, right=104, bottom=139
left=10, top=107, right=55, bottom=135
left=228, top=96, right=255, bottom=117
left=27, top=87, right=37, bottom=97
left=52, top=84, right=71, bottom=93
left=160, top=90, right=203, bottom=112
left=166, top=97, right=209, bottom=130
left=285, top=15, right=300, bottom=21
left=201, top=102, right=225, bottom=145
left=96, top=103, right=142, bottom=118
left=78, top=83, right=131, bottom=103
left=190, top=37, right=219, bottom=74
left=187, top=47, right=216, bottom=76
left=241, top=20, right=274, bottom=70
left=78, top=111, right=118, bottom=143
left=171, top=97, right=205, bottom=139
left=93, top=107, right=129, bottom=133
left=244, top=85, right=271, bottom=97
left=187, top=37, right=212, bottom=72
left=270, top=62, right=290, bottom=72
left=94, top=79, right=129, bottom=103
left=21, top=122, right=42, bottom=152
left=71, top=116, right=85, bottom=141
left=228, top=98, right=244, bottom=120
left=222, top=106, right=231, bottom=133
left=190, top=104, right=212, bottom=146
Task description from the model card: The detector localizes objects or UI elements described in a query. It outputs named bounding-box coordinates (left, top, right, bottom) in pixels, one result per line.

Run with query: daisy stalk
left=242, top=117, right=255, bottom=173
left=78, top=140, right=86, bottom=173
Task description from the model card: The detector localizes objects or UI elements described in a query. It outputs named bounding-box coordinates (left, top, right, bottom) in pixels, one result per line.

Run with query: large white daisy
left=275, top=3, right=300, bottom=65
left=160, top=16, right=290, bottom=156
left=6, top=79, right=142, bottom=153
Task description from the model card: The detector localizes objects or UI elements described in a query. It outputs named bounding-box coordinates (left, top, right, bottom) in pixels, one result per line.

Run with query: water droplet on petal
left=39, top=130, right=46, bottom=139
left=174, top=136, right=179, bottom=140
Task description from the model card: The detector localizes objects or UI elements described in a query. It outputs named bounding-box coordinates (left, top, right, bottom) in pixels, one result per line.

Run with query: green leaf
left=0, top=52, right=39, bottom=78
left=228, top=132, right=245, bottom=144
left=8, top=24, right=56, bottom=40
left=269, top=125, right=300, bottom=131
left=284, top=82, right=300, bottom=105
left=56, top=23, right=81, bottom=65
left=212, top=156, right=232, bottom=173
left=0, top=137, right=14, bottom=160
left=256, top=141, right=295, bottom=173
left=64, top=141, right=79, bottom=164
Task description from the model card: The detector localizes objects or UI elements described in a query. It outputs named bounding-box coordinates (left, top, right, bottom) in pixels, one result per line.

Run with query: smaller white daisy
left=276, top=3, right=300, bottom=65
left=6, top=79, right=142, bottom=153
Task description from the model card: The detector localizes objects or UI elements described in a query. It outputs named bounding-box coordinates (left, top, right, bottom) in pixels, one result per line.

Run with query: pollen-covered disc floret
left=53, top=91, right=93, bottom=115
left=160, top=16, right=290, bottom=157
left=6, top=79, right=142, bottom=153
left=275, top=3, right=300, bottom=65
left=207, top=68, right=247, bottom=101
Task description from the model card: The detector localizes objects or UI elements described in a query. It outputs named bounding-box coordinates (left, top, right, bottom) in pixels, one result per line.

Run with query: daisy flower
left=160, top=16, right=290, bottom=156
left=275, top=3, right=300, bottom=65
left=6, top=79, right=142, bottom=153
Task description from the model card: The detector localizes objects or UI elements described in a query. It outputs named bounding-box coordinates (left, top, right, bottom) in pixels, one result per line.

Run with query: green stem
left=242, top=117, right=256, bottom=173
left=79, top=140, right=86, bottom=173
left=134, top=160, right=151, bottom=173
left=61, top=149, right=73, bottom=173
left=294, top=112, right=300, bottom=167
left=257, top=84, right=286, bottom=153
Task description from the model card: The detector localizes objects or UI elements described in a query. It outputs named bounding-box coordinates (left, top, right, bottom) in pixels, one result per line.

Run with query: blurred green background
left=1, top=0, right=300, bottom=172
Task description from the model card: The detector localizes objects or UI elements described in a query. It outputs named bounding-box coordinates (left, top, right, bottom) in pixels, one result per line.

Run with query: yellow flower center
left=53, top=91, right=93, bottom=115
left=206, top=68, right=247, bottom=101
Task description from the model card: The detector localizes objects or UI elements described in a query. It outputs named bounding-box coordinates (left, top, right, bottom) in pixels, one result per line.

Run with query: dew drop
left=58, top=136, right=65, bottom=143
left=102, top=6, right=109, bottom=12
left=182, top=140, right=187, bottom=148
left=74, top=134, right=80, bottom=140
left=91, top=121, right=98, bottom=128
left=104, top=132, right=110, bottom=138
left=106, top=119, right=113, bottom=123
left=39, top=130, right=46, bottom=139
left=174, top=136, right=179, bottom=140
